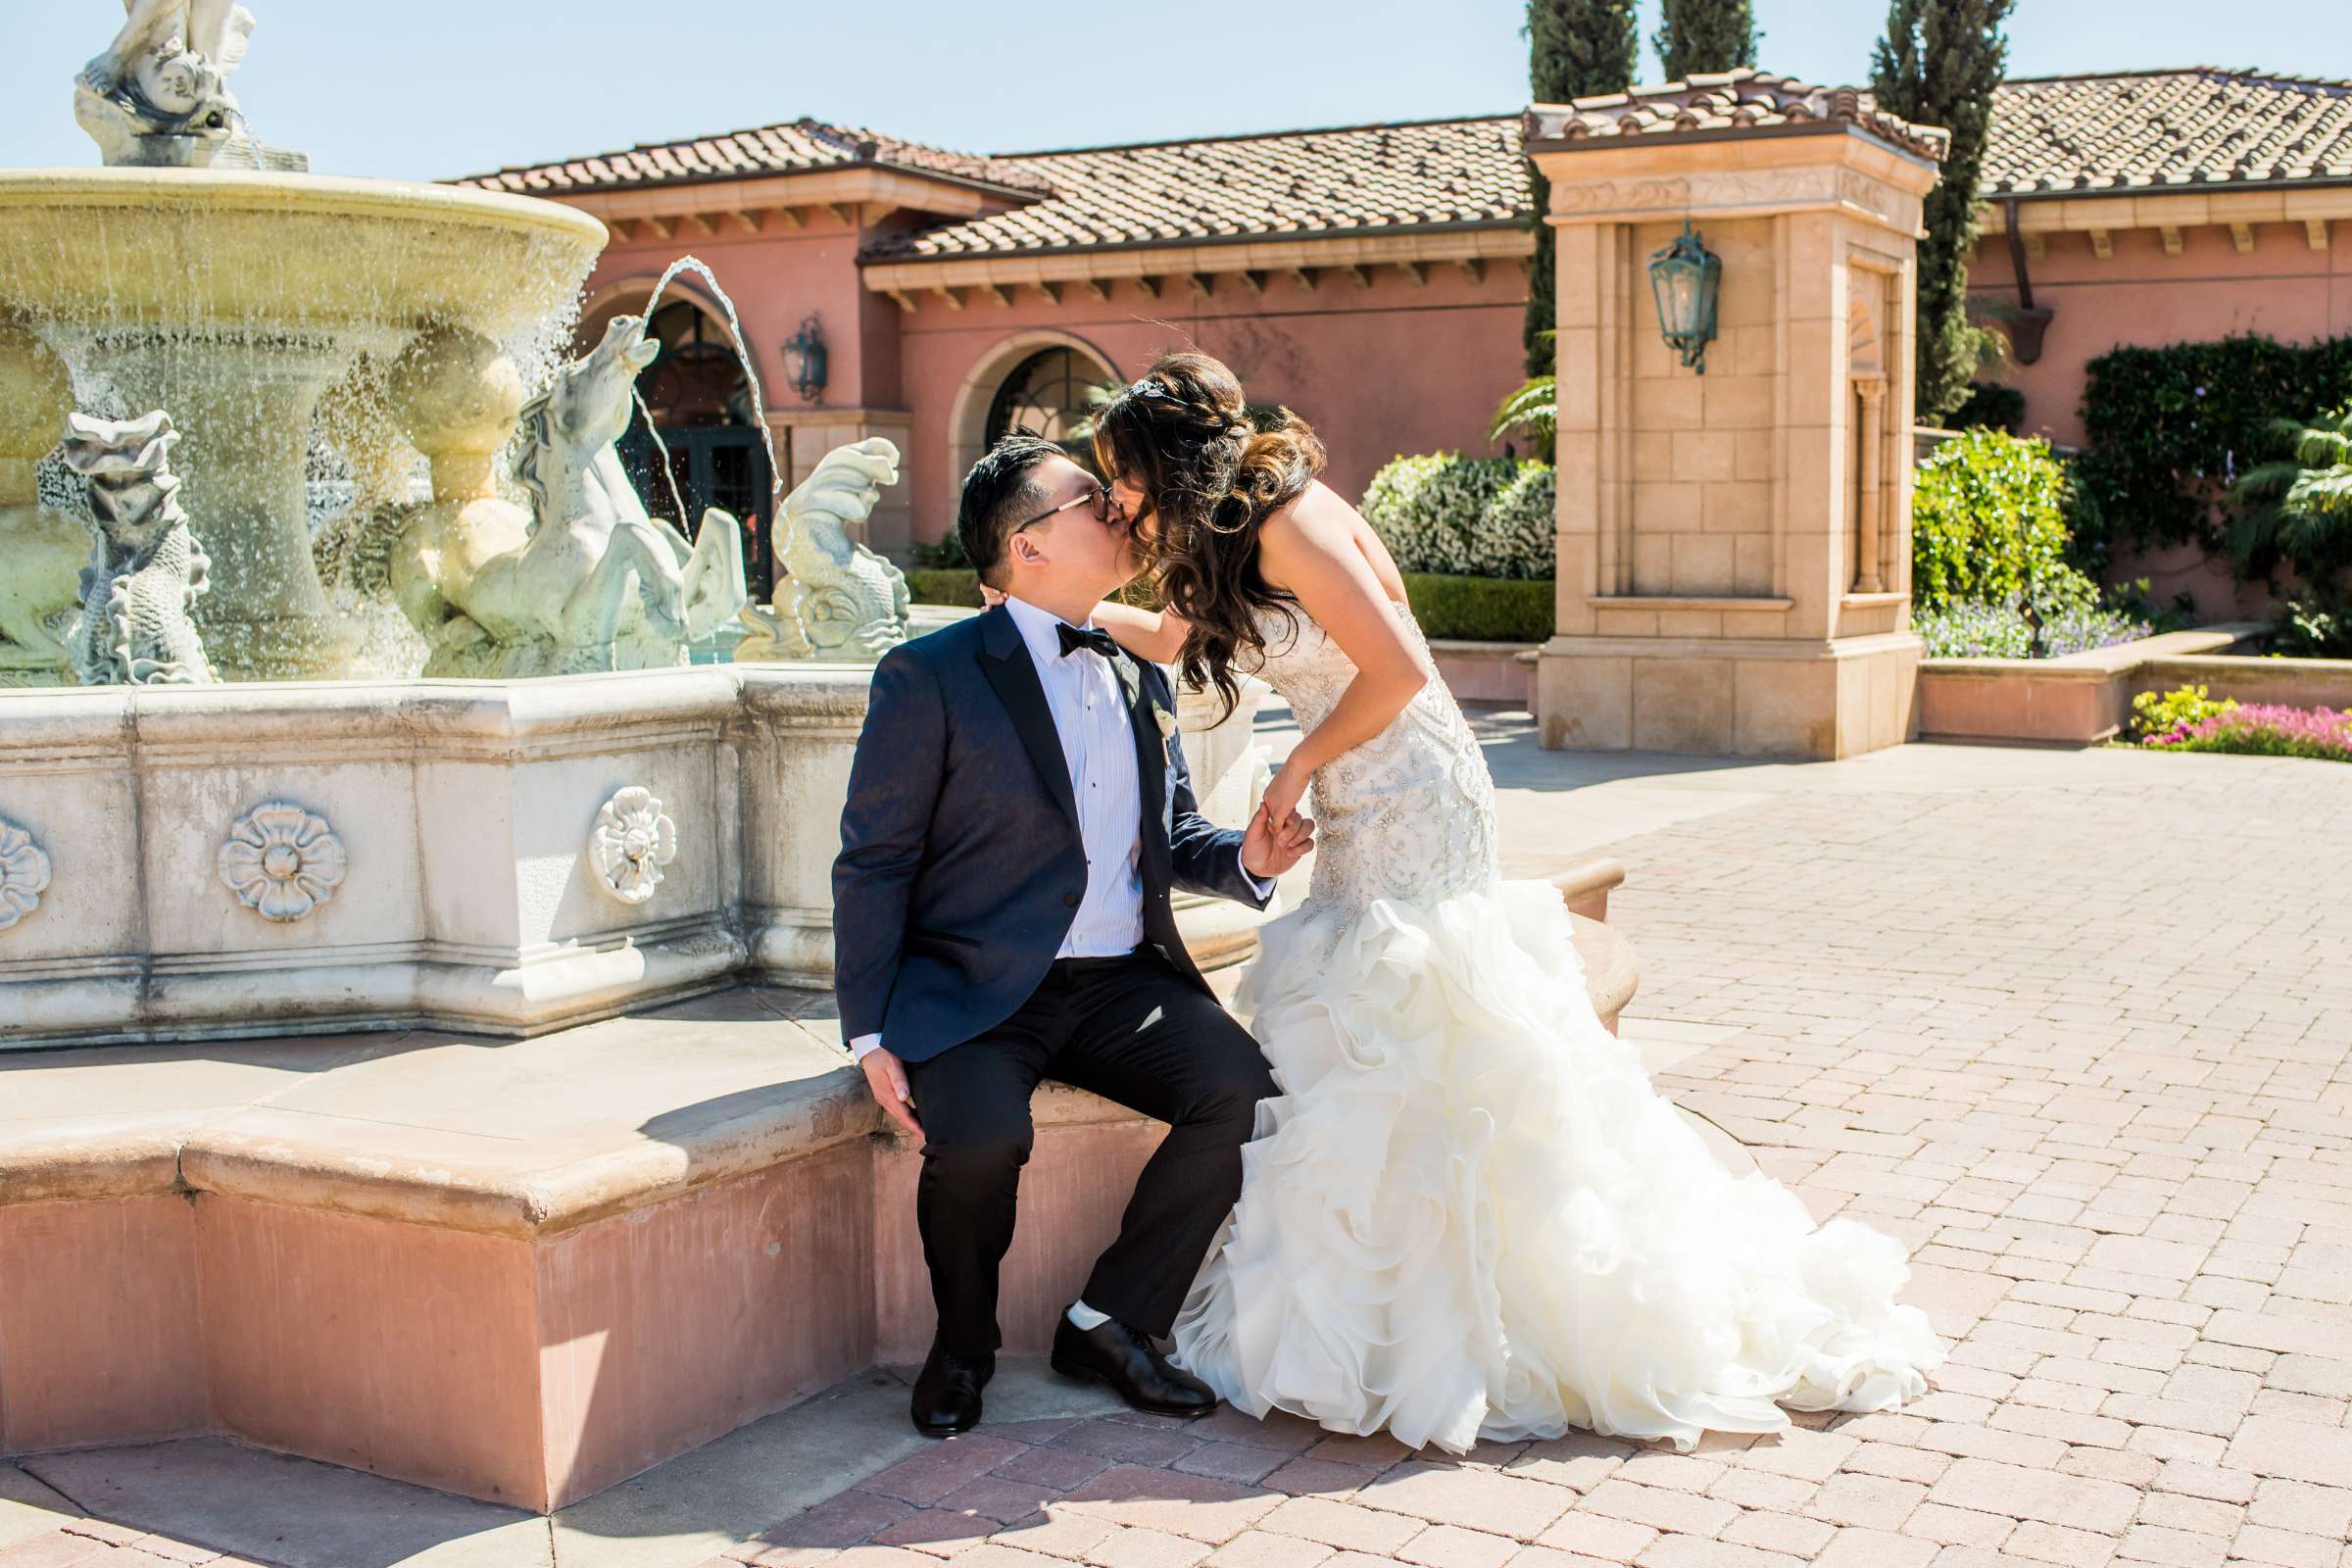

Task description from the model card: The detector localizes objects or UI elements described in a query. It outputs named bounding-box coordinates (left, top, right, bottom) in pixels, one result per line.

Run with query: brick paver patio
left=707, top=743, right=2352, bottom=1568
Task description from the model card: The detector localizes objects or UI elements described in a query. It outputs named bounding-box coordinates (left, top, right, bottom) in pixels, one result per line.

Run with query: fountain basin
left=0, top=170, right=607, bottom=680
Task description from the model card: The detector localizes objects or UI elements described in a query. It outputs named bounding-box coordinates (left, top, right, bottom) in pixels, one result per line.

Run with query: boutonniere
left=1153, top=705, right=1179, bottom=740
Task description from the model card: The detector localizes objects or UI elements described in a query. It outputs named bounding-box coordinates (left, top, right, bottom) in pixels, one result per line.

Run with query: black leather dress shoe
left=1051, top=1311, right=1217, bottom=1418
left=911, top=1340, right=995, bottom=1437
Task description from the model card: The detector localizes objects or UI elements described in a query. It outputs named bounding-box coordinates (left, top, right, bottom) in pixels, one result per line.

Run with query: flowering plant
left=2135, top=689, right=2352, bottom=761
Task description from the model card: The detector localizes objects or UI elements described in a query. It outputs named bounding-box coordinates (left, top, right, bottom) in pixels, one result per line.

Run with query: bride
left=1067, top=351, right=1944, bottom=1454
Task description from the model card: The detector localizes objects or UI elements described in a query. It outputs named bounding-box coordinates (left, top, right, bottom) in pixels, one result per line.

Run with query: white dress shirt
left=850, top=595, right=1270, bottom=1062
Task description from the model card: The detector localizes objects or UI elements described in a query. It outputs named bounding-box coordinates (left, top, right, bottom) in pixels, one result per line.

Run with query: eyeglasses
left=1014, top=482, right=1118, bottom=533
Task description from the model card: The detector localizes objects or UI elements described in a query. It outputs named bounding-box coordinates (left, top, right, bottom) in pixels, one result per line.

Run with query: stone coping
left=0, top=663, right=878, bottom=760
left=1918, top=623, right=2262, bottom=681
left=0, top=910, right=1637, bottom=1241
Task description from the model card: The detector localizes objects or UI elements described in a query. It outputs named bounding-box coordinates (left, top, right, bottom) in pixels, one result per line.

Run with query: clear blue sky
left=6, top=0, right=2343, bottom=181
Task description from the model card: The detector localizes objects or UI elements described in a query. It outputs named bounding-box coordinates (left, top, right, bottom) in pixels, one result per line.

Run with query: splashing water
left=636, top=257, right=785, bottom=533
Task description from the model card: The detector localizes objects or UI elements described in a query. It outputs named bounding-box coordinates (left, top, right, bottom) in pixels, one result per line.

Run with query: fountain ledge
left=0, top=662, right=959, bottom=1048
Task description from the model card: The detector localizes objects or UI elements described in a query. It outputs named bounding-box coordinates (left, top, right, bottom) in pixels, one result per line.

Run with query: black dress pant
left=902, top=950, right=1278, bottom=1361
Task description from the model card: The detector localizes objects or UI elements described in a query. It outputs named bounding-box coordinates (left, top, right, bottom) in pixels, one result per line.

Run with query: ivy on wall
left=2075, top=332, right=2352, bottom=582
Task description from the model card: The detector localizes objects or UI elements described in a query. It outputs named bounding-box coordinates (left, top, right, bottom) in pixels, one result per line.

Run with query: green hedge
left=2078, top=332, right=2352, bottom=578
left=905, top=568, right=985, bottom=608
left=1400, top=573, right=1552, bottom=641
left=902, top=568, right=1549, bottom=644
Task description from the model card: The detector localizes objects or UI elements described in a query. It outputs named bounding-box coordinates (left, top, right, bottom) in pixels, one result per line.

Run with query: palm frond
left=1489, top=375, right=1557, bottom=444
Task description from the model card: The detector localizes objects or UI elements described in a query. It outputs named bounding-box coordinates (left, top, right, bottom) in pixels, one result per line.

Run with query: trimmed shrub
left=1912, top=428, right=2101, bottom=613
left=1360, top=454, right=1556, bottom=580
left=1946, top=381, right=2025, bottom=433
left=1402, top=573, right=1553, bottom=642
left=905, top=568, right=983, bottom=608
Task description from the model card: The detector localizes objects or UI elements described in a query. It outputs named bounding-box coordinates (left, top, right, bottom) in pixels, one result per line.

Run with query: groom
left=834, top=431, right=1311, bottom=1438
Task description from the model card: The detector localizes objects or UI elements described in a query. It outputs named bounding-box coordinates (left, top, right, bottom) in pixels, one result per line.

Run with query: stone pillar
left=1524, top=73, right=1946, bottom=759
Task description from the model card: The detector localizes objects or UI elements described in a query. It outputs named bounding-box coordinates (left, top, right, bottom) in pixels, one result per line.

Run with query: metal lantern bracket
left=1647, top=220, right=1722, bottom=375
left=782, top=314, right=828, bottom=404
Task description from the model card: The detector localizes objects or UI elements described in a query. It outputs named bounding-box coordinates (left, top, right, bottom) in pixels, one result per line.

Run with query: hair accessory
left=1127, top=377, right=1172, bottom=400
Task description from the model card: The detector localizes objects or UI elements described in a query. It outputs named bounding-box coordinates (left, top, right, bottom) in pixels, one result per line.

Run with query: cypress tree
left=1524, top=1, right=1640, bottom=378
left=1870, top=0, right=2014, bottom=422
left=1653, top=0, right=1759, bottom=83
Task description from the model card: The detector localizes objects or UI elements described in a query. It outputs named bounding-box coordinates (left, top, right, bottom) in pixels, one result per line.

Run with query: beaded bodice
left=1245, top=598, right=1499, bottom=915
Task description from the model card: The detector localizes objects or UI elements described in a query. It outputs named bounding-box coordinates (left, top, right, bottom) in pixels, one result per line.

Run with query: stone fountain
left=0, top=2, right=606, bottom=680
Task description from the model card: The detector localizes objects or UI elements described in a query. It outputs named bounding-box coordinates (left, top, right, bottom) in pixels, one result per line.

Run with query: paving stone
left=1256, top=1499, right=1421, bottom=1556
left=1531, top=1514, right=1658, bottom=1562
left=1176, top=1450, right=1290, bottom=1489
left=2227, top=1525, right=2343, bottom=1568
left=2223, top=1417, right=2352, bottom=1487
left=1926, top=1459, right=2140, bottom=1533
left=1810, top=1529, right=1938, bottom=1568
left=998, top=1451, right=1117, bottom=1493
left=1260, top=1463, right=1381, bottom=1501
left=1394, top=1526, right=1519, bottom=1568
left=2112, top=1523, right=2228, bottom=1568
left=0, top=1536, right=111, bottom=1568
left=1059, top=1469, right=1281, bottom=1546
left=1083, top=1530, right=1214, bottom=1568
left=2247, top=1480, right=2352, bottom=1539
left=1803, top=1474, right=1926, bottom=1533
left=868, top=1442, right=1040, bottom=1507
left=1899, top=1503, right=2014, bottom=1550
left=1054, top=1425, right=1210, bottom=1469
left=1715, top=1510, right=1835, bottom=1556
left=992, top=1512, right=1121, bottom=1560
left=1354, top=1465, right=1575, bottom=1542
left=1628, top=1537, right=1806, bottom=1567
left=1202, top=1533, right=1337, bottom=1568
left=2002, top=1521, right=2118, bottom=1565
left=1579, top=1482, right=1739, bottom=1540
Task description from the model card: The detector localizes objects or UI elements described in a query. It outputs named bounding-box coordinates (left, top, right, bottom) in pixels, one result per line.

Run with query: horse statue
left=735, top=437, right=909, bottom=662
left=385, top=315, right=747, bottom=679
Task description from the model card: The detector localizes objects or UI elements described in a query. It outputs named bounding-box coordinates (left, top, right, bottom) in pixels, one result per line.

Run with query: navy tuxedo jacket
left=832, top=604, right=1271, bottom=1063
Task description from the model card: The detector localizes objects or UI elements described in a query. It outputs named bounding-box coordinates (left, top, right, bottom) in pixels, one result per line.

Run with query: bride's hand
left=1260, top=759, right=1309, bottom=833
left=976, top=581, right=1006, bottom=608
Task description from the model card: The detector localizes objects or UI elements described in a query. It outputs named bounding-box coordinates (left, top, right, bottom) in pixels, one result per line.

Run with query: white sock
left=1065, top=1298, right=1111, bottom=1331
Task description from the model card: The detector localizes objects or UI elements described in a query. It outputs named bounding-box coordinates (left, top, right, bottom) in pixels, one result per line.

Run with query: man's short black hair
left=957, top=430, right=1064, bottom=588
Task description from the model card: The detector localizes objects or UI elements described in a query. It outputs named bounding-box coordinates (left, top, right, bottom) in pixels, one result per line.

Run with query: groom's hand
left=860, top=1046, right=922, bottom=1139
left=1242, top=800, right=1314, bottom=881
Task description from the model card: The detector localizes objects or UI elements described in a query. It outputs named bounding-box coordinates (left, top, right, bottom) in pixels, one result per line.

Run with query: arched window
left=984, top=348, right=1103, bottom=452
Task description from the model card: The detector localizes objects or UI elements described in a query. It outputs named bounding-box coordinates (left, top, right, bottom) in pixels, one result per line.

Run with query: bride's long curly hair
left=1091, top=351, right=1326, bottom=718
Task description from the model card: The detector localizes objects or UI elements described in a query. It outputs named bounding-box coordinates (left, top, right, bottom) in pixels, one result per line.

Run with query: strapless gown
left=1167, top=598, right=1944, bottom=1453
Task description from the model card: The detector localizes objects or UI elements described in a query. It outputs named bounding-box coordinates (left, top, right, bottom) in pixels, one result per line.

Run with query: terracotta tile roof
left=456, top=118, right=1051, bottom=198
left=1522, top=70, right=1950, bottom=164
left=860, top=116, right=1530, bottom=261
left=454, top=69, right=2352, bottom=262
left=1984, top=68, right=2352, bottom=195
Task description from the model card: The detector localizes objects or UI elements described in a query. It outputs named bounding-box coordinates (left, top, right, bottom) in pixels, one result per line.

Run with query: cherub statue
left=75, top=0, right=304, bottom=169
left=735, top=438, right=910, bottom=662
left=59, top=411, right=216, bottom=686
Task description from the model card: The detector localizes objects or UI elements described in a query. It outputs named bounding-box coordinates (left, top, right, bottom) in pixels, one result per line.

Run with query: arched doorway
left=580, top=294, right=778, bottom=600
left=945, top=332, right=1120, bottom=527
left=985, top=346, right=1105, bottom=451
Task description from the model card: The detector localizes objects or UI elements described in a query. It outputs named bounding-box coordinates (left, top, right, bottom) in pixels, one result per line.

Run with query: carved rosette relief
left=218, top=802, right=347, bottom=922
left=0, top=815, right=53, bottom=932
left=590, top=787, right=678, bottom=906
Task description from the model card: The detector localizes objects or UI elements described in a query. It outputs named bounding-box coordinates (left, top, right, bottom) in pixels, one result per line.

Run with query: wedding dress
left=1168, top=597, right=1944, bottom=1453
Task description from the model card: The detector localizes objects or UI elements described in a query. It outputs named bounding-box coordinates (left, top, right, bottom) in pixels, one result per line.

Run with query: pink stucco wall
left=1966, top=218, right=2352, bottom=618
left=890, top=268, right=1526, bottom=544
left=568, top=207, right=1529, bottom=552
left=1966, top=220, right=2352, bottom=449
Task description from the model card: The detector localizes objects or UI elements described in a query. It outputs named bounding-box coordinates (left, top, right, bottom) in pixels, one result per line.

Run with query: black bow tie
left=1055, top=621, right=1121, bottom=662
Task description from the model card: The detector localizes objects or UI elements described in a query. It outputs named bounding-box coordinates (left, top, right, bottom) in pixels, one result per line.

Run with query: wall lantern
left=782, top=314, right=828, bottom=403
left=1647, top=220, right=1722, bottom=374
